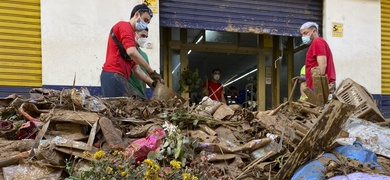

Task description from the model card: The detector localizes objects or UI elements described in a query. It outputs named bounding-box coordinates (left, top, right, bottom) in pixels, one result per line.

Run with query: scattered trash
left=343, top=118, right=390, bottom=158
left=0, top=81, right=389, bottom=179
left=292, top=153, right=339, bottom=180
left=335, top=141, right=382, bottom=169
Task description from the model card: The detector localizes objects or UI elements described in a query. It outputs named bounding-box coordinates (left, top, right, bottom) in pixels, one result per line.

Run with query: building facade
left=0, top=0, right=387, bottom=116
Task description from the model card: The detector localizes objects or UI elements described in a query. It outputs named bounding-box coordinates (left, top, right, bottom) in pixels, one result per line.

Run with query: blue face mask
left=302, top=36, right=312, bottom=45
left=136, top=18, right=148, bottom=31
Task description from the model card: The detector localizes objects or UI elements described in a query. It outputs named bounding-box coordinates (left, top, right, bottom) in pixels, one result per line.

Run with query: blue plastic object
left=292, top=141, right=382, bottom=180
left=291, top=153, right=338, bottom=180
left=335, top=141, right=382, bottom=169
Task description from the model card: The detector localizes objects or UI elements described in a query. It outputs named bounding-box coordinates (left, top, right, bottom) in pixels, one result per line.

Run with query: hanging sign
left=332, top=22, right=343, bottom=37
left=143, top=0, right=158, bottom=14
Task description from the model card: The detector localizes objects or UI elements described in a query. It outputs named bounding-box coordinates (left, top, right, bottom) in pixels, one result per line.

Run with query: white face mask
left=301, top=29, right=314, bottom=45
left=302, top=36, right=312, bottom=45
left=213, top=74, right=220, bottom=81
left=137, top=38, right=148, bottom=48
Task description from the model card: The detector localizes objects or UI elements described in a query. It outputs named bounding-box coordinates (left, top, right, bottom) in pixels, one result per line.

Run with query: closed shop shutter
left=382, top=1, right=390, bottom=94
left=160, top=0, right=322, bottom=36
left=0, top=0, right=41, bottom=87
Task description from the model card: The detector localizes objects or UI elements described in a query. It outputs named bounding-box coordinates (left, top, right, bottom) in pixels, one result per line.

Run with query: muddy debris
left=0, top=80, right=389, bottom=179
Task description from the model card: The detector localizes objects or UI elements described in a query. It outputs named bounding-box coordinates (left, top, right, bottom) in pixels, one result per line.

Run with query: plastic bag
left=328, top=172, right=390, bottom=180
left=124, top=128, right=165, bottom=163
left=335, top=140, right=381, bottom=169
left=291, top=153, right=338, bottom=180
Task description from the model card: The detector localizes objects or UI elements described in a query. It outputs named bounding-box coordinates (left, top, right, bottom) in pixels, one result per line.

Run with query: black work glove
left=147, top=81, right=158, bottom=89
left=292, top=76, right=305, bottom=84
left=149, top=70, right=164, bottom=84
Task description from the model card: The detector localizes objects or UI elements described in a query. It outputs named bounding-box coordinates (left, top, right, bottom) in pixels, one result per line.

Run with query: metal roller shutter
left=160, top=0, right=322, bottom=36
left=382, top=1, right=390, bottom=94
left=0, top=0, right=41, bottom=87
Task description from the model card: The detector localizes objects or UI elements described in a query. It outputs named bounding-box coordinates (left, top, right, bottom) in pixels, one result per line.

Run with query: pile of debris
left=0, top=78, right=389, bottom=180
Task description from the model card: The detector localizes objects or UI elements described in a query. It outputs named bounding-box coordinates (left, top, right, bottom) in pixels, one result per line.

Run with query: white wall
left=323, top=0, right=381, bottom=94
left=41, top=0, right=160, bottom=86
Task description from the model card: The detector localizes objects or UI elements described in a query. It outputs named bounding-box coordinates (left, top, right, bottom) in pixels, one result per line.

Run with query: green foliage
left=64, top=130, right=225, bottom=180
left=65, top=150, right=141, bottom=180
left=179, top=68, right=203, bottom=93
left=155, top=127, right=194, bottom=168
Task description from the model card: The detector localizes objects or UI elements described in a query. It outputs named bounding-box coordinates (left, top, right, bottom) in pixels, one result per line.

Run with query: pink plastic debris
left=17, top=121, right=37, bottom=140
left=124, top=128, right=165, bottom=163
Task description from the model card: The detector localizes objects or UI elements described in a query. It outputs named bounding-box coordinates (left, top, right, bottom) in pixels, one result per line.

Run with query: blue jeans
left=100, top=71, right=144, bottom=99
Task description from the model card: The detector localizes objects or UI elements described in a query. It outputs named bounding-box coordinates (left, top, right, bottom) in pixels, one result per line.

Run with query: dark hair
left=229, top=86, right=237, bottom=90
left=212, top=68, right=221, bottom=74
left=136, top=27, right=149, bottom=33
left=130, top=4, right=153, bottom=18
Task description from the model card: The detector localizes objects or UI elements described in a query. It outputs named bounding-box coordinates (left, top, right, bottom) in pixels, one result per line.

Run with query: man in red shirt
left=101, top=4, right=163, bottom=98
left=300, top=22, right=336, bottom=90
left=202, top=69, right=227, bottom=104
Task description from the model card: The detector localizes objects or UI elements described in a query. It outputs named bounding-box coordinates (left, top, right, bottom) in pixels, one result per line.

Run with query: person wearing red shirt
left=101, top=4, right=163, bottom=98
left=202, top=69, right=227, bottom=104
left=300, top=22, right=336, bottom=90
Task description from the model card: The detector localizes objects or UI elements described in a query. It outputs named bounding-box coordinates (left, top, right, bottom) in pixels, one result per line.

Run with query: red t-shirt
left=102, top=21, right=136, bottom=79
left=305, top=37, right=336, bottom=89
left=203, top=80, right=224, bottom=101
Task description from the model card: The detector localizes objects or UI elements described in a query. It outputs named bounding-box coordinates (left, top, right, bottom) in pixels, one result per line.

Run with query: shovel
left=288, top=78, right=299, bottom=109
left=151, top=82, right=186, bottom=105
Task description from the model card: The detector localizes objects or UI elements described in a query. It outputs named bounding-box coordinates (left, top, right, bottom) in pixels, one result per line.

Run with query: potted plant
left=179, top=68, right=202, bottom=93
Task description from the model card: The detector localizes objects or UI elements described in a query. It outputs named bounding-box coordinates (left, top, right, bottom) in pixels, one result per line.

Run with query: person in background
left=299, top=65, right=308, bottom=100
left=202, top=68, right=227, bottom=104
left=100, top=4, right=163, bottom=98
left=229, top=86, right=239, bottom=103
left=129, top=27, right=150, bottom=99
left=299, top=22, right=336, bottom=91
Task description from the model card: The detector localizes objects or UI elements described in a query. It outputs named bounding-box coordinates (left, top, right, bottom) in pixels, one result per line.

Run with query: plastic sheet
left=343, top=118, right=390, bottom=158
left=2, top=163, right=62, bottom=180
left=335, top=141, right=382, bottom=169
left=292, top=141, right=383, bottom=180
left=328, top=172, right=390, bottom=180
left=71, top=87, right=107, bottom=112
left=291, top=153, right=338, bottom=180
left=199, top=138, right=271, bottom=153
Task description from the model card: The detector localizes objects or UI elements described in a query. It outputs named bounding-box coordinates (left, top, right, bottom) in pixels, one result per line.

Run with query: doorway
left=187, top=51, right=258, bottom=105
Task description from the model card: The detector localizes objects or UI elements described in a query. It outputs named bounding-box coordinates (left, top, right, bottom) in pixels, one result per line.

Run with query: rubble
left=0, top=79, right=389, bottom=179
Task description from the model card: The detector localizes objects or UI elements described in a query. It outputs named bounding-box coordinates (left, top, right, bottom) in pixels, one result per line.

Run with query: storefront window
left=205, top=30, right=237, bottom=44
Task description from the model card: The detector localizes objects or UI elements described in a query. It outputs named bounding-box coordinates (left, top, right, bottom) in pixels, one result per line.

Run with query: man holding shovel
left=202, top=69, right=227, bottom=104
left=295, top=22, right=336, bottom=91
left=101, top=4, right=163, bottom=98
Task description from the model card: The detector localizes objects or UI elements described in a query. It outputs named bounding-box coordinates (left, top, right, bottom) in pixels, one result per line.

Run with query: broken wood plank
left=269, top=102, right=288, bottom=116
left=274, top=100, right=354, bottom=180
left=87, top=121, right=99, bottom=149
left=55, top=147, right=96, bottom=162
left=199, top=124, right=217, bottom=136
left=50, top=110, right=99, bottom=125
left=313, top=74, right=325, bottom=106
left=291, top=121, right=309, bottom=135
left=36, top=140, right=66, bottom=166
left=99, top=117, right=124, bottom=149
left=29, top=119, right=51, bottom=157
left=51, top=136, right=93, bottom=151
left=321, top=75, right=330, bottom=103
left=0, top=151, right=30, bottom=167
left=237, top=150, right=277, bottom=179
